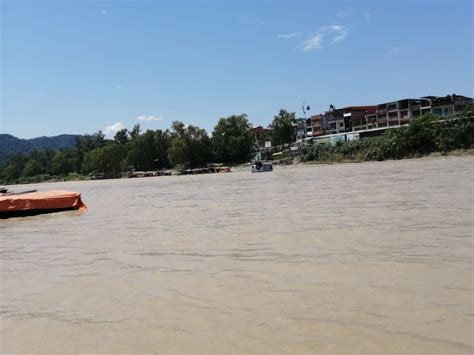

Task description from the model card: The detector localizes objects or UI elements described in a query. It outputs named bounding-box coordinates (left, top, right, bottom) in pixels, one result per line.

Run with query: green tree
left=94, top=130, right=106, bottom=147
left=170, top=121, right=186, bottom=139
left=460, top=103, right=474, bottom=117
left=22, top=159, right=44, bottom=177
left=122, top=129, right=170, bottom=170
left=74, top=131, right=107, bottom=161
left=130, top=124, right=141, bottom=140
left=82, top=148, right=104, bottom=174
left=211, top=114, right=255, bottom=163
left=122, top=148, right=142, bottom=171
left=271, top=109, right=296, bottom=147
left=102, top=144, right=126, bottom=174
left=186, top=125, right=212, bottom=167
left=0, top=158, right=25, bottom=183
left=168, top=138, right=188, bottom=167
left=167, top=122, right=211, bottom=167
left=114, top=128, right=129, bottom=145
left=51, top=150, right=76, bottom=176
left=82, top=144, right=125, bottom=175
left=154, top=129, right=172, bottom=169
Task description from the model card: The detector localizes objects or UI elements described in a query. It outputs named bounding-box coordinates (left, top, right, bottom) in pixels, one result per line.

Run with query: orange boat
left=0, top=190, right=87, bottom=219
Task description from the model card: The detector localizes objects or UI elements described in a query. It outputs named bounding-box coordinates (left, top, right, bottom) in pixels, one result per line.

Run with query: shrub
left=302, top=112, right=473, bottom=163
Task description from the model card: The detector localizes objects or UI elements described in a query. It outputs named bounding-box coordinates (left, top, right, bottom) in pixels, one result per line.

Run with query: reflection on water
left=1, top=156, right=473, bottom=353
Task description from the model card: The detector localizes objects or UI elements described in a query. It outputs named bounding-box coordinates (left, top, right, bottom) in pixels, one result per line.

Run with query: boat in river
left=0, top=190, right=87, bottom=218
left=251, top=161, right=273, bottom=173
left=1, top=188, right=37, bottom=196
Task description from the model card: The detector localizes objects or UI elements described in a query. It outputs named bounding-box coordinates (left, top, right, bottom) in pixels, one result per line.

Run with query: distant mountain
left=0, top=134, right=82, bottom=164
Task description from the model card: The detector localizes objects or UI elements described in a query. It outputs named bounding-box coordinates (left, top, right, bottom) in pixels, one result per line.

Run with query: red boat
left=0, top=190, right=87, bottom=218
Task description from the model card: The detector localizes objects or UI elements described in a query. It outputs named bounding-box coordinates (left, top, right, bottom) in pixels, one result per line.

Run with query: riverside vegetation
left=302, top=110, right=474, bottom=163
left=0, top=107, right=473, bottom=185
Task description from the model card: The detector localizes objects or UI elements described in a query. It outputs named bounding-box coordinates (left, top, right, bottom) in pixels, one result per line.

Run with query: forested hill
left=0, top=134, right=81, bottom=163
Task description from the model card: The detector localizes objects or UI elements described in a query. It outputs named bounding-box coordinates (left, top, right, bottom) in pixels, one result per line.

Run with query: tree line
left=0, top=111, right=297, bottom=184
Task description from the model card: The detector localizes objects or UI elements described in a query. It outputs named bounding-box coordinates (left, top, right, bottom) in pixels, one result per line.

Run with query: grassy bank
left=299, top=148, right=474, bottom=166
left=301, top=113, right=473, bottom=164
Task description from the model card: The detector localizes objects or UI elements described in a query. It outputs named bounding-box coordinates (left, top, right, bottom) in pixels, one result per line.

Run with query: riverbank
left=297, top=147, right=474, bottom=165
left=2, top=148, right=473, bottom=188
left=300, top=113, right=473, bottom=165
left=1, top=112, right=472, bottom=186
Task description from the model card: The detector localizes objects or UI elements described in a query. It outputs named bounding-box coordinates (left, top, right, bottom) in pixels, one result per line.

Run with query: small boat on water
left=0, top=190, right=87, bottom=219
left=1, top=188, right=38, bottom=196
left=210, top=164, right=232, bottom=173
left=214, top=166, right=232, bottom=173
left=251, top=161, right=273, bottom=173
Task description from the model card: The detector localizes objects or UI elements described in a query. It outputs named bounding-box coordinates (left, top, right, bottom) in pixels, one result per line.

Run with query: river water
left=1, top=156, right=473, bottom=354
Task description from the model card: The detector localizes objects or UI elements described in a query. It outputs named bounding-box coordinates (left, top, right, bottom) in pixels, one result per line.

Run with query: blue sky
left=1, top=0, right=473, bottom=139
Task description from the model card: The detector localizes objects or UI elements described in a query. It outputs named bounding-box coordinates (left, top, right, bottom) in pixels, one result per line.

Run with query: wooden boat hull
left=0, top=190, right=87, bottom=219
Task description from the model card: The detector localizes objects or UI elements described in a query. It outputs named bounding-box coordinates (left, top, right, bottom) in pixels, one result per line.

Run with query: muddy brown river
left=1, top=156, right=473, bottom=354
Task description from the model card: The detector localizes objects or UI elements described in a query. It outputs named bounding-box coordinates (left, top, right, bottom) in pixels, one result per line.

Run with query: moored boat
left=251, top=161, right=273, bottom=173
left=0, top=190, right=87, bottom=219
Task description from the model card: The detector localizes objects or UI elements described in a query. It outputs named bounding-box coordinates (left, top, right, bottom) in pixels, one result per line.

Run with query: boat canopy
left=0, top=190, right=86, bottom=214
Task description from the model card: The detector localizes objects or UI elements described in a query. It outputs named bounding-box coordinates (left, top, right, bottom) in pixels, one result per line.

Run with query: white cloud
left=388, top=46, right=408, bottom=55
left=277, top=33, right=300, bottom=39
left=100, top=10, right=108, bottom=15
left=332, top=34, right=347, bottom=42
left=301, top=33, right=324, bottom=52
left=296, top=25, right=348, bottom=52
left=104, top=122, right=124, bottom=137
left=330, top=25, right=348, bottom=42
left=137, top=115, right=163, bottom=122
left=337, top=9, right=352, bottom=18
